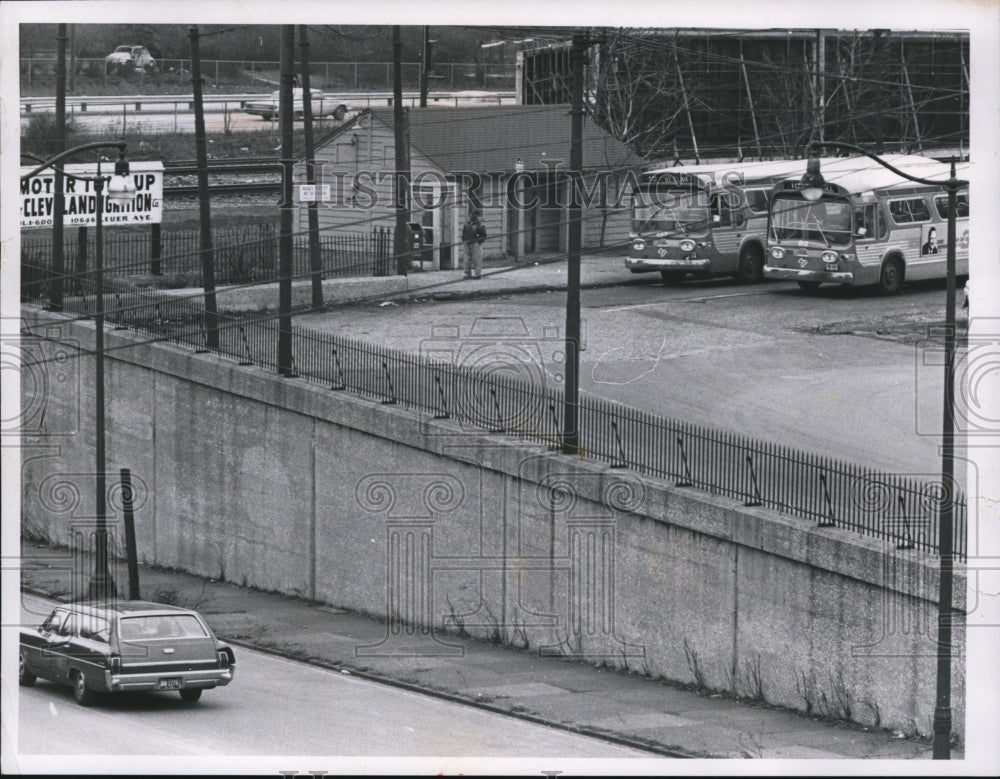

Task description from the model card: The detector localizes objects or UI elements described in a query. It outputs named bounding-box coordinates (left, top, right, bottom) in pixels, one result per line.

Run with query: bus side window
left=730, top=199, right=747, bottom=229
left=710, top=195, right=725, bottom=226
left=855, top=205, right=872, bottom=239
left=889, top=196, right=931, bottom=224
left=744, top=189, right=769, bottom=215
left=854, top=208, right=868, bottom=238
left=712, top=193, right=744, bottom=228
left=910, top=198, right=930, bottom=222
left=855, top=204, right=887, bottom=240
left=876, top=205, right=887, bottom=238
left=935, top=192, right=969, bottom=219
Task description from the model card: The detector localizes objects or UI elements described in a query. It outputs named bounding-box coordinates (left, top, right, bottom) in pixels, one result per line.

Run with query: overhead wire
left=18, top=27, right=971, bottom=365
left=47, top=28, right=966, bottom=164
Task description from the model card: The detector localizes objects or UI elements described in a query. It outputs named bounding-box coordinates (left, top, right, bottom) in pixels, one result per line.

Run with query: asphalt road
left=296, top=273, right=968, bottom=484
left=19, top=92, right=516, bottom=135
left=14, top=594, right=649, bottom=763
left=21, top=104, right=346, bottom=135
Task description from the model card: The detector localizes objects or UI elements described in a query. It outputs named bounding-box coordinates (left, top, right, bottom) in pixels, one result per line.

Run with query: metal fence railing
left=19, top=282, right=968, bottom=561
left=21, top=226, right=394, bottom=288
left=21, top=58, right=517, bottom=92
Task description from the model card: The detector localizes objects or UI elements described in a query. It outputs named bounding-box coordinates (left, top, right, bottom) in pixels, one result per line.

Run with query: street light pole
left=562, top=30, right=585, bottom=455
left=92, top=163, right=112, bottom=599
left=21, top=143, right=135, bottom=601
left=807, top=141, right=964, bottom=759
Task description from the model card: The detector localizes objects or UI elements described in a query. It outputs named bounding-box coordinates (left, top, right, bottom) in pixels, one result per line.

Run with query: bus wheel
left=660, top=270, right=685, bottom=285
left=877, top=257, right=904, bottom=295
left=797, top=281, right=822, bottom=292
left=735, top=245, right=764, bottom=284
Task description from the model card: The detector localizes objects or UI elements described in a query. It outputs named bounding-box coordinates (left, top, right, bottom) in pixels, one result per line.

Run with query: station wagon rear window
left=119, top=614, right=208, bottom=640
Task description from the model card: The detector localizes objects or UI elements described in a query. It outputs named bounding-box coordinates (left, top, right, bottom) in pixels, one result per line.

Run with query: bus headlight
left=821, top=250, right=838, bottom=263
left=679, top=239, right=696, bottom=253
left=632, top=239, right=646, bottom=252
left=770, top=246, right=785, bottom=260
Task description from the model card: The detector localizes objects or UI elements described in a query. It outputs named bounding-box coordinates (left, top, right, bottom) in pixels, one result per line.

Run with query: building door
left=536, top=172, right=561, bottom=252
left=517, top=174, right=539, bottom=254
left=439, top=182, right=458, bottom=269
left=413, top=180, right=459, bottom=269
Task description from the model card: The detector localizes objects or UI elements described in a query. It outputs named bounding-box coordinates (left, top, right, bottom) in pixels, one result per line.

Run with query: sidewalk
left=19, top=541, right=949, bottom=760
left=151, top=253, right=642, bottom=311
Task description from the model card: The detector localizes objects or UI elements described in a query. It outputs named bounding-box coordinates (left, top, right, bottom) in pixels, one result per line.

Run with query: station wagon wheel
left=735, top=244, right=764, bottom=284
left=19, top=651, right=36, bottom=686
left=179, top=688, right=203, bottom=703
left=877, top=256, right=904, bottom=295
left=72, top=670, right=96, bottom=706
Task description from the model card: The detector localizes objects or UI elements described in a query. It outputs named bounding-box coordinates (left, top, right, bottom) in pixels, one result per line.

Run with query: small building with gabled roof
left=293, top=104, right=644, bottom=268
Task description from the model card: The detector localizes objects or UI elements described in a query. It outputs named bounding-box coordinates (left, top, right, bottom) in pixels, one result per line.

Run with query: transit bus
left=625, top=159, right=831, bottom=285
left=763, top=155, right=969, bottom=294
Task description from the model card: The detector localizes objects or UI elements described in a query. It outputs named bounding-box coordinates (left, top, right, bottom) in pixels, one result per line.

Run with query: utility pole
left=67, top=24, right=75, bottom=92
left=392, top=26, right=411, bottom=276
left=562, top=30, right=585, bottom=455
left=420, top=26, right=432, bottom=107
left=932, top=159, right=959, bottom=760
left=278, top=25, right=295, bottom=376
left=873, top=29, right=886, bottom=155
left=815, top=29, right=826, bottom=145
left=299, top=25, right=323, bottom=309
left=189, top=26, right=219, bottom=349
left=51, top=24, right=67, bottom=312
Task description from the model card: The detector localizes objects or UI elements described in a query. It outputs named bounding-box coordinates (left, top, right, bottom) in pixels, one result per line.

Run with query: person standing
left=462, top=209, right=487, bottom=279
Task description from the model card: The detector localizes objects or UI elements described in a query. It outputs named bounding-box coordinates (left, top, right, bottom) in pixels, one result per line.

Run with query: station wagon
left=19, top=601, right=235, bottom=705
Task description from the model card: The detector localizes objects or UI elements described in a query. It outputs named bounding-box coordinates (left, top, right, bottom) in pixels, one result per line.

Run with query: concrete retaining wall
left=19, top=308, right=965, bottom=737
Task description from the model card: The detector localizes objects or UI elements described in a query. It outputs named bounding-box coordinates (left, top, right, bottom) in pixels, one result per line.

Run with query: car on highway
left=105, top=45, right=158, bottom=74
left=427, top=89, right=506, bottom=106
left=19, top=600, right=235, bottom=705
left=243, top=89, right=348, bottom=121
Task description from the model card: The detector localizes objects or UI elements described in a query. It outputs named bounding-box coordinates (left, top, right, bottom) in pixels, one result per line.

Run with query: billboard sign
left=19, top=161, right=164, bottom=229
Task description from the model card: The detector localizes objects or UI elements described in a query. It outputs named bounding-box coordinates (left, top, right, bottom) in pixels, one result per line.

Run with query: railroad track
left=164, top=158, right=282, bottom=175
left=163, top=157, right=282, bottom=198
left=164, top=181, right=281, bottom=198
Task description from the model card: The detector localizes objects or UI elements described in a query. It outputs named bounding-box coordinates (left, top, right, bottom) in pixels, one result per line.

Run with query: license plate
left=157, top=677, right=181, bottom=690
left=825, top=263, right=839, bottom=271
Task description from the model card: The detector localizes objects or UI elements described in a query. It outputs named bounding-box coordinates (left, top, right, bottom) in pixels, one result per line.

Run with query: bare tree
left=589, top=29, right=968, bottom=162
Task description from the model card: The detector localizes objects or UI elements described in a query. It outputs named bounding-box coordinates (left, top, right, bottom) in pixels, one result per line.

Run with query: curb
left=221, top=637, right=699, bottom=759
left=127, top=259, right=642, bottom=311
left=19, top=583, right=692, bottom=758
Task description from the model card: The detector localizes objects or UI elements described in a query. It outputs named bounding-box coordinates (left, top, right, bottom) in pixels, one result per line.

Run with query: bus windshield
left=770, top=195, right=853, bottom=247
left=632, top=189, right=711, bottom=237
